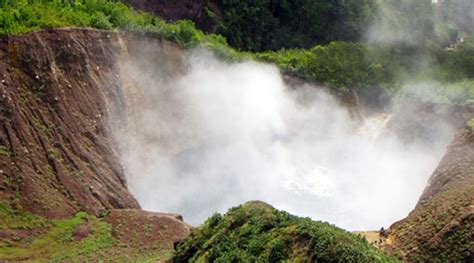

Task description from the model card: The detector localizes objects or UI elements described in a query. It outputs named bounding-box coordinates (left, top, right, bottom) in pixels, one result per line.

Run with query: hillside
left=0, top=28, right=139, bottom=218
left=0, top=27, right=190, bottom=261
left=386, top=120, right=474, bottom=261
left=0, top=0, right=473, bottom=262
left=173, top=201, right=398, bottom=262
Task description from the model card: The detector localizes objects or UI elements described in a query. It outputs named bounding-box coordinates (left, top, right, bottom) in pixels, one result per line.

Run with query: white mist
left=114, top=50, right=452, bottom=231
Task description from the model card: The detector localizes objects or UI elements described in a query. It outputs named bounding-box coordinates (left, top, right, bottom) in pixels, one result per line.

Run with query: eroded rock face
left=0, top=28, right=184, bottom=219
left=106, top=209, right=191, bottom=252
left=0, top=28, right=140, bottom=217
left=387, top=122, right=474, bottom=261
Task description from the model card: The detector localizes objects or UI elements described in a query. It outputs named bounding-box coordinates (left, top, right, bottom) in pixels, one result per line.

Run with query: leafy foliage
left=0, top=0, right=228, bottom=50
left=173, top=201, right=399, bottom=262
left=256, top=42, right=394, bottom=92
left=436, top=35, right=474, bottom=80
left=1, top=0, right=472, bottom=96
left=213, top=0, right=377, bottom=52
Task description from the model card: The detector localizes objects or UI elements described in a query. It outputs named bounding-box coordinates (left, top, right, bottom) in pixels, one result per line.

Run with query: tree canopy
left=213, top=0, right=377, bottom=52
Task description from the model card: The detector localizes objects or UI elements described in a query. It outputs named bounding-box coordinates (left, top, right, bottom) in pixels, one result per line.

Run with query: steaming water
left=115, top=51, right=453, bottom=231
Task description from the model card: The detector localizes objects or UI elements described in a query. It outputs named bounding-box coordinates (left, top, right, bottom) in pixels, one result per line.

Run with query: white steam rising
left=115, top=50, right=452, bottom=230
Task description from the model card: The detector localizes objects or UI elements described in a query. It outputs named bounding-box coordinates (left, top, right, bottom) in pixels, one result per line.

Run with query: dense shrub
left=0, top=0, right=221, bottom=49
left=173, top=201, right=399, bottom=262
left=255, top=42, right=398, bottom=92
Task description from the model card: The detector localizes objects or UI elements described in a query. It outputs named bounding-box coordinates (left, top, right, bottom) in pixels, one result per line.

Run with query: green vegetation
left=370, top=0, right=435, bottom=47
left=468, top=118, right=474, bottom=129
left=391, top=187, right=474, bottom=262
left=1, top=0, right=473, bottom=99
left=0, top=145, right=12, bottom=157
left=210, top=0, right=376, bottom=52
left=435, top=35, right=474, bottom=81
left=0, top=202, right=174, bottom=262
left=0, top=202, right=115, bottom=261
left=0, top=0, right=230, bottom=51
left=256, top=42, right=393, bottom=92
left=173, top=201, right=399, bottom=262
left=0, top=202, right=48, bottom=229
left=396, top=79, right=474, bottom=105
left=0, top=1, right=472, bottom=261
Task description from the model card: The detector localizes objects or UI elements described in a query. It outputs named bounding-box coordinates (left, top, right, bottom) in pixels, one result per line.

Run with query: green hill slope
left=173, top=201, right=399, bottom=262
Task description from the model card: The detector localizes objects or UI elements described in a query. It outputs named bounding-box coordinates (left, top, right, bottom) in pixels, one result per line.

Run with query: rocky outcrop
left=386, top=121, right=474, bottom=261
left=0, top=28, right=184, bottom=219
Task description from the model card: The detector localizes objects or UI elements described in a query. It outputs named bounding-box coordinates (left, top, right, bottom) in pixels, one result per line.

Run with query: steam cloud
left=114, top=50, right=454, bottom=231
left=367, top=0, right=474, bottom=45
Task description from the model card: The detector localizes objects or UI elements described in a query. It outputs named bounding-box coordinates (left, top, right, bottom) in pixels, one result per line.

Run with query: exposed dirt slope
left=106, top=209, right=191, bottom=251
left=386, top=121, right=474, bottom=261
left=0, top=28, right=190, bottom=261
left=0, top=28, right=184, bottom=219
left=0, top=28, right=141, bottom=218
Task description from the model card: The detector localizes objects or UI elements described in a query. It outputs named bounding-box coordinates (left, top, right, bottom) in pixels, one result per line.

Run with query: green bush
left=0, top=0, right=227, bottom=50
left=256, top=42, right=395, bottom=92
left=173, top=201, right=399, bottom=262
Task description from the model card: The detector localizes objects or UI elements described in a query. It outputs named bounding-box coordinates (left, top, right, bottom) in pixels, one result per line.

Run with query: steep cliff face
left=387, top=122, right=474, bottom=261
left=0, top=28, right=190, bottom=261
left=0, top=28, right=184, bottom=219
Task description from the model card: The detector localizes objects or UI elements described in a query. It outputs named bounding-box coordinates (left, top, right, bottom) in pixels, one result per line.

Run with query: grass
left=0, top=145, right=12, bottom=157
left=0, top=202, right=178, bottom=262
left=0, top=202, right=48, bottom=229
left=0, top=203, right=115, bottom=261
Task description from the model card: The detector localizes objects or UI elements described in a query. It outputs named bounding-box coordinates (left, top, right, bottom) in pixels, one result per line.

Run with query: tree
left=214, top=0, right=377, bottom=51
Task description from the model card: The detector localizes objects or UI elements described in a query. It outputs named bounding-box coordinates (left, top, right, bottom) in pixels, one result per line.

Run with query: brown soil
left=0, top=28, right=142, bottom=218
left=1, top=27, right=473, bottom=262
left=106, top=209, right=190, bottom=252
left=0, top=28, right=190, bottom=261
left=72, top=223, right=91, bottom=241
left=0, top=28, right=185, bottom=220
left=386, top=123, right=474, bottom=261
left=354, top=231, right=388, bottom=250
